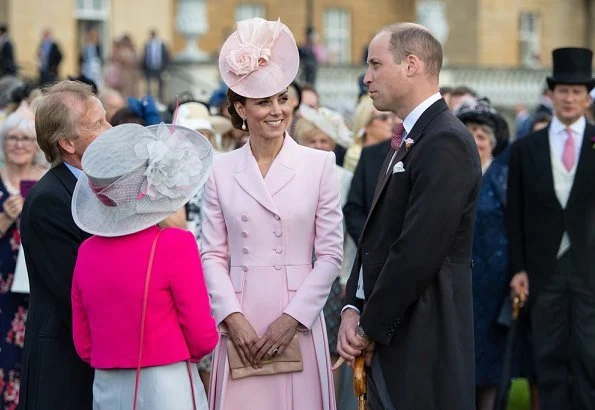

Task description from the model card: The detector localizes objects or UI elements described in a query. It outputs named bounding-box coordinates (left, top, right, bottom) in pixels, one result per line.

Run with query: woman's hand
left=224, top=312, right=260, bottom=369
left=3, top=195, right=24, bottom=221
left=251, top=314, right=299, bottom=364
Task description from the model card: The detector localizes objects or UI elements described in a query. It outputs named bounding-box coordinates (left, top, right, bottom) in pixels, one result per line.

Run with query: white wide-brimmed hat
left=298, top=105, right=353, bottom=148
left=175, top=102, right=232, bottom=135
left=72, top=123, right=213, bottom=237
left=218, top=17, right=299, bottom=98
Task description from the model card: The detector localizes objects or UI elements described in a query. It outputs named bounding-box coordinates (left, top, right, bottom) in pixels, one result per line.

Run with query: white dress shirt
left=64, top=161, right=82, bottom=180
left=548, top=115, right=585, bottom=257
left=348, top=92, right=443, bottom=312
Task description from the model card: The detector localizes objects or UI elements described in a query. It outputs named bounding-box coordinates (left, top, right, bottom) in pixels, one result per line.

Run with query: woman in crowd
left=175, top=100, right=233, bottom=392
left=0, top=108, right=47, bottom=409
left=456, top=98, right=536, bottom=410
left=294, top=105, right=357, bottom=407
left=201, top=17, right=343, bottom=410
left=71, top=123, right=218, bottom=409
left=342, top=95, right=394, bottom=172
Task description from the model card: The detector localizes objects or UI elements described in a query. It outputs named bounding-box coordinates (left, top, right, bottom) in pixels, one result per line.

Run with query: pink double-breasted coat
left=201, top=136, right=343, bottom=410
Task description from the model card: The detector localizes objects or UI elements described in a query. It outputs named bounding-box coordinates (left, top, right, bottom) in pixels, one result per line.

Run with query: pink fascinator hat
left=218, top=17, right=299, bottom=99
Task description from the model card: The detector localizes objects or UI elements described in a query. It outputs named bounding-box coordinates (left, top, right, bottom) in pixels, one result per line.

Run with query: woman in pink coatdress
left=201, top=18, right=343, bottom=410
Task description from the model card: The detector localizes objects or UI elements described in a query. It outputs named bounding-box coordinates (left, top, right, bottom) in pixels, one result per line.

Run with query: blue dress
left=0, top=178, right=28, bottom=409
left=472, top=150, right=532, bottom=386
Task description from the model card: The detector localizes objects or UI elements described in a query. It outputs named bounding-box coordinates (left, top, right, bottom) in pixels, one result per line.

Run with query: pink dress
left=201, top=136, right=343, bottom=410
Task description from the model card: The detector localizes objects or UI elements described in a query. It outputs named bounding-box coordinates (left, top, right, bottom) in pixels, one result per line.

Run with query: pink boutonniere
left=404, top=138, right=415, bottom=150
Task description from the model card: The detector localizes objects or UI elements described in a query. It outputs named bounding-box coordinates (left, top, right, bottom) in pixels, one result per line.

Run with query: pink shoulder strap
left=133, top=230, right=198, bottom=410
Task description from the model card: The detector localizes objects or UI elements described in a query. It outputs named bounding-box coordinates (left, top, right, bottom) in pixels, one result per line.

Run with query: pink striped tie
left=562, top=128, right=575, bottom=171
left=391, top=123, right=405, bottom=151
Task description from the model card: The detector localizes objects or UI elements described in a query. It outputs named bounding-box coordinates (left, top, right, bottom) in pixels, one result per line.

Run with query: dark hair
left=67, top=75, right=98, bottom=95
left=439, top=86, right=453, bottom=96
left=451, top=86, right=477, bottom=98
left=226, top=89, right=247, bottom=131
left=11, top=83, right=34, bottom=105
left=288, top=81, right=302, bottom=113
left=110, top=107, right=145, bottom=126
left=0, top=26, right=7, bottom=35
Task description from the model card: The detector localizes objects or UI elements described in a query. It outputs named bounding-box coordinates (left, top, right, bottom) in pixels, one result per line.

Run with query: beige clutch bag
left=227, top=333, right=303, bottom=379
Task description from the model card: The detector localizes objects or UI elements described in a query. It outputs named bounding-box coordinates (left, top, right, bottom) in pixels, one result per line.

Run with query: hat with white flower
left=72, top=123, right=213, bottom=237
left=298, top=105, right=353, bottom=148
left=218, top=17, right=299, bottom=98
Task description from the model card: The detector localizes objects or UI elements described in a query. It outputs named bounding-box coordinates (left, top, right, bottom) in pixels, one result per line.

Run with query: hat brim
left=547, top=76, right=595, bottom=91
left=219, top=28, right=299, bottom=99
left=72, top=124, right=213, bottom=237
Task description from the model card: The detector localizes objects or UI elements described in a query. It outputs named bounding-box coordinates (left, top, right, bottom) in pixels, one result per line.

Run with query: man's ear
left=406, top=54, right=421, bottom=76
left=57, top=137, right=76, bottom=154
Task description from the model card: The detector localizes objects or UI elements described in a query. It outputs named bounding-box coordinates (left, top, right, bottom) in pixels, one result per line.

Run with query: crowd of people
left=0, top=15, right=592, bottom=410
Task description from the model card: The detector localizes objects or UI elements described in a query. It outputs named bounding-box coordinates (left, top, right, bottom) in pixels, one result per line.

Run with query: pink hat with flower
left=218, top=18, right=299, bottom=99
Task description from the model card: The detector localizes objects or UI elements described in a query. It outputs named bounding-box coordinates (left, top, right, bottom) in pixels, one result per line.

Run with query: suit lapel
left=529, top=127, right=561, bottom=209
left=234, top=136, right=299, bottom=215
left=366, top=98, right=448, bottom=221
left=52, top=162, right=78, bottom=197
left=567, top=122, right=595, bottom=207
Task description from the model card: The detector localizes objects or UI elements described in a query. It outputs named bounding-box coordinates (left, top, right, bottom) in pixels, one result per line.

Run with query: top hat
left=546, top=47, right=595, bottom=91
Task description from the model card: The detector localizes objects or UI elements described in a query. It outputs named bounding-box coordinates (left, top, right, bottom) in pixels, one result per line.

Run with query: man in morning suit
left=336, top=23, right=481, bottom=409
left=508, top=47, right=595, bottom=410
left=343, top=139, right=391, bottom=243
left=19, top=81, right=112, bottom=409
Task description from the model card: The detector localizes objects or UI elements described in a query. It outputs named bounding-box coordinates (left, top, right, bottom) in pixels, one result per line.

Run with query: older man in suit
left=336, top=23, right=481, bottom=409
left=508, top=47, right=595, bottom=410
left=19, top=81, right=111, bottom=409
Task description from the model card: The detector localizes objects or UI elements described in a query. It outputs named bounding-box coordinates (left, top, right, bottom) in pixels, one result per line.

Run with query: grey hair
left=0, top=111, right=47, bottom=165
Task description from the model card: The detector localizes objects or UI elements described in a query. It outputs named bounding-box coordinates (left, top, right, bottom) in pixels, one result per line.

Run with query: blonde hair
left=35, top=81, right=95, bottom=167
left=351, top=96, right=377, bottom=143
left=382, top=22, right=443, bottom=79
left=294, top=118, right=328, bottom=146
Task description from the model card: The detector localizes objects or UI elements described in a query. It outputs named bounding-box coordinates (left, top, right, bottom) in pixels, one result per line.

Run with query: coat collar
left=567, top=121, right=595, bottom=207
left=51, top=162, right=78, bottom=197
left=529, top=127, right=561, bottom=209
left=234, top=134, right=297, bottom=214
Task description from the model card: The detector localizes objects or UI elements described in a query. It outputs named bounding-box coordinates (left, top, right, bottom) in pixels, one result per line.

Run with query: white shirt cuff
left=341, top=305, right=361, bottom=315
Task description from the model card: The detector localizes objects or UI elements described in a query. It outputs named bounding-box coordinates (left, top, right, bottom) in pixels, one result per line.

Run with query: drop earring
left=242, top=118, right=247, bottom=131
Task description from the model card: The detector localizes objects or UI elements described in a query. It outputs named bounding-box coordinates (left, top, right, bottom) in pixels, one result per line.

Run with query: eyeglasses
left=5, top=135, right=36, bottom=146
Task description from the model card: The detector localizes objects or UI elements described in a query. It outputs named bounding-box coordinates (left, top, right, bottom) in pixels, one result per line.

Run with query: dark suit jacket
left=19, top=163, right=93, bottom=410
left=508, top=121, right=595, bottom=300
left=343, top=140, right=390, bottom=242
left=344, top=98, right=481, bottom=409
left=41, top=42, right=63, bottom=74
left=0, top=39, right=17, bottom=76
left=143, top=41, right=170, bottom=73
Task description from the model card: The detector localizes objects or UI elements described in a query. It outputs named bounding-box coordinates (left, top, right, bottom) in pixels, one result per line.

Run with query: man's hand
left=334, top=308, right=369, bottom=369
left=510, top=271, right=529, bottom=303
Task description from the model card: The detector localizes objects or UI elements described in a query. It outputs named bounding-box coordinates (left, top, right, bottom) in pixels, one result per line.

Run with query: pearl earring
left=241, top=118, right=247, bottom=131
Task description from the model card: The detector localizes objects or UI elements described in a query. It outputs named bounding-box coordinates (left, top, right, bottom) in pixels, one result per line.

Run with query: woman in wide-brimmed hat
left=455, top=98, right=534, bottom=410
left=201, top=17, right=342, bottom=410
left=70, top=123, right=218, bottom=409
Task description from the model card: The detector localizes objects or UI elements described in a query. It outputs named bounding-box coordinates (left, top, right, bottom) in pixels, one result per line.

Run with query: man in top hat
left=508, top=47, right=595, bottom=409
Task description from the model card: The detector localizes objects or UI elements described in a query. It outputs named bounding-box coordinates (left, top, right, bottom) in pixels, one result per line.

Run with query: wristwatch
left=355, top=322, right=370, bottom=340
